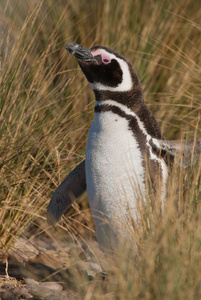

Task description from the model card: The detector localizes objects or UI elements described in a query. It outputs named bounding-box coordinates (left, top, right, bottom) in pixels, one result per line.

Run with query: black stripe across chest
left=95, top=104, right=148, bottom=153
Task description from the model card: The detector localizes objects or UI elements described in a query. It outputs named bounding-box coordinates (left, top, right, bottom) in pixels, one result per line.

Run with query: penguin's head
left=66, top=43, right=139, bottom=93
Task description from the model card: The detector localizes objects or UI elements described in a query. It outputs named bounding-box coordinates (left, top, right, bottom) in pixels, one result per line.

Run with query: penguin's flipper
left=47, top=160, right=86, bottom=225
left=152, top=139, right=201, bottom=168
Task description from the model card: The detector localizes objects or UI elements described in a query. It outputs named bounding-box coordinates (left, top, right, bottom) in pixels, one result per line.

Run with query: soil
left=0, top=233, right=106, bottom=300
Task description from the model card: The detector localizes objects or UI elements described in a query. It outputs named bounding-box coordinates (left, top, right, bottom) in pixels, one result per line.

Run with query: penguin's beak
left=66, top=43, right=95, bottom=62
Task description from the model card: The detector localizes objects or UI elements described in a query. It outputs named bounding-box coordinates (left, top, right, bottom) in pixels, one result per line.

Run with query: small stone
left=26, top=284, right=69, bottom=300
left=47, top=294, right=69, bottom=300
left=26, top=284, right=53, bottom=298
left=24, top=278, right=39, bottom=285
left=39, top=282, right=63, bottom=292
left=22, top=293, right=33, bottom=298
left=27, top=298, right=43, bottom=300
left=12, top=286, right=28, bottom=296
left=2, top=284, right=15, bottom=290
left=0, top=286, right=31, bottom=300
left=0, top=290, right=15, bottom=300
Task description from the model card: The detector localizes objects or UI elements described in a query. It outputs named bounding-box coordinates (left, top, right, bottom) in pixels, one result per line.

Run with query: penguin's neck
left=94, top=92, right=163, bottom=140
left=93, top=89, right=144, bottom=114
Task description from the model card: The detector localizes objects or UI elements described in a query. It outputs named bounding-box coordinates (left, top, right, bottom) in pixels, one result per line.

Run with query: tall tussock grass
left=0, top=0, right=201, bottom=298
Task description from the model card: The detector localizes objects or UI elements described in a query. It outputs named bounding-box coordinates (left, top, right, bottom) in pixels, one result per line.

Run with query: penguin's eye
left=91, top=50, right=111, bottom=65
left=103, top=58, right=110, bottom=64
left=101, top=54, right=111, bottom=64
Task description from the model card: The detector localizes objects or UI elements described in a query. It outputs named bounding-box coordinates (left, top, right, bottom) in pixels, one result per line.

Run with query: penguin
left=47, top=43, right=201, bottom=249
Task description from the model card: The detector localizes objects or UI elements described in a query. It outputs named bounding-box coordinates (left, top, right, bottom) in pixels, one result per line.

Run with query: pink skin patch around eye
left=91, top=50, right=111, bottom=64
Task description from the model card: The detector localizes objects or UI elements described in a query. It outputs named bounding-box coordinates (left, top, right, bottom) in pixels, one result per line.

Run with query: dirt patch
left=0, top=235, right=105, bottom=299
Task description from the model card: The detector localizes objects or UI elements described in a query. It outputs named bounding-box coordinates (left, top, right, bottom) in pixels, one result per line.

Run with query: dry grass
left=0, top=0, right=201, bottom=298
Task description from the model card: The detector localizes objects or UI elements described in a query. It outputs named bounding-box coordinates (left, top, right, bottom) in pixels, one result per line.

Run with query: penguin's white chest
left=85, top=110, right=146, bottom=247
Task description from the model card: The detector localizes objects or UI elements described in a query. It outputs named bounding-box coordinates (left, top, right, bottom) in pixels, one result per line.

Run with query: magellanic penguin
left=47, top=43, right=201, bottom=249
